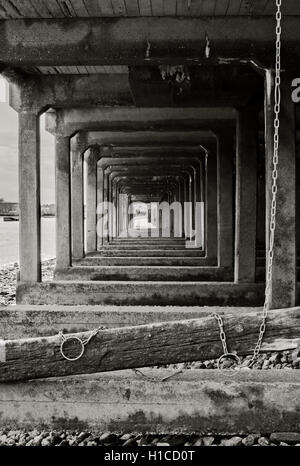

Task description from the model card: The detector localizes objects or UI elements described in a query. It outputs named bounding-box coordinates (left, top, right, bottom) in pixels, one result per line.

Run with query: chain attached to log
left=59, top=327, right=105, bottom=361
left=214, top=0, right=282, bottom=370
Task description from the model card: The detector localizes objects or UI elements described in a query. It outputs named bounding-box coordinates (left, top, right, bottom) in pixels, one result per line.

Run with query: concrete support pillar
left=97, top=166, right=104, bottom=249
left=265, top=72, right=296, bottom=308
left=112, top=180, right=117, bottom=240
left=234, top=105, right=258, bottom=283
left=118, top=191, right=128, bottom=237
left=123, top=194, right=129, bottom=237
left=218, top=133, right=234, bottom=268
left=206, top=145, right=218, bottom=264
left=18, top=111, right=41, bottom=282
left=107, top=173, right=114, bottom=242
left=103, top=170, right=109, bottom=244
left=55, top=135, right=71, bottom=270
left=71, top=134, right=85, bottom=259
left=194, top=162, right=203, bottom=249
left=183, top=175, right=190, bottom=240
left=86, top=147, right=98, bottom=253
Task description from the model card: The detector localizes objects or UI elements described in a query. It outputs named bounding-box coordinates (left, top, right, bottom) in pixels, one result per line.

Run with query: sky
left=0, top=76, right=55, bottom=204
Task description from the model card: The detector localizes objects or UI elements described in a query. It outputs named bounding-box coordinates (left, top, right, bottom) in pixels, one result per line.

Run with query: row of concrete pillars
left=16, top=71, right=297, bottom=309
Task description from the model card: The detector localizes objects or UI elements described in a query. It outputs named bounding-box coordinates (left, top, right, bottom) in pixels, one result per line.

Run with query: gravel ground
left=0, top=260, right=299, bottom=446
left=0, top=259, right=55, bottom=305
left=0, top=430, right=300, bottom=446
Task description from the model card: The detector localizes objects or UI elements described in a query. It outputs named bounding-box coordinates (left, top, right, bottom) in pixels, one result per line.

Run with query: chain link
left=214, top=0, right=282, bottom=368
left=213, top=314, right=228, bottom=355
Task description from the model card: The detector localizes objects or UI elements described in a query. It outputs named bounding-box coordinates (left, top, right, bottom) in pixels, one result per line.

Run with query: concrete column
left=206, top=145, right=218, bottom=264
left=108, top=173, right=114, bottom=242
left=112, top=180, right=117, bottom=240
left=234, top=105, right=258, bottom=283
left=55, top=135, right=71, bottom=270
left=103, top=169, right=109, bottom=244
left=194, top=162, right=203, bottom=249
left=218, top=133, right=234, bottom=268
left=265, top=72, right=296, bottom=308
left=97, top=165, right=104, bottom=249
left=18, top=111, right=41, bottom=282
left=86, top=147, right=98, bottom=253
left=183, top=175, right=190, bottom=240
left=123, top=194, right=129, bottom=237
left=71, top=134, right=85, bottom=259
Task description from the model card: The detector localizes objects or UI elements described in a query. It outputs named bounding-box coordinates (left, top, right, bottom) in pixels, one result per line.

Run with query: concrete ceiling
left=1, top=0, right=299, bottom=19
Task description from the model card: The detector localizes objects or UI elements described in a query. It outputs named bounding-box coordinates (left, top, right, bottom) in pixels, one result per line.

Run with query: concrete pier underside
left=1, top=1, right=300, bottom=435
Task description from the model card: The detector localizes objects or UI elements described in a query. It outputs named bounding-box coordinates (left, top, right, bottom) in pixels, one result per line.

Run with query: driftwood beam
left=0, top=308, right=299, bottom=382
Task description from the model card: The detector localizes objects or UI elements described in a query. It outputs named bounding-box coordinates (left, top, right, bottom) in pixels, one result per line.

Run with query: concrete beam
left=1, top=369, right=300, bottom=434
left=85, top=131, right=220, bottom=148
left=16, top=281, right=265, bottom=306
left=7, top=73, right=132, bottom=113
left=46, top=107, right=236, bottom=136
left=0, top=305, right=264, bottom=340
left=100, top=155, right=203, bottom=169
left=0, top=18, right=299, bottom=67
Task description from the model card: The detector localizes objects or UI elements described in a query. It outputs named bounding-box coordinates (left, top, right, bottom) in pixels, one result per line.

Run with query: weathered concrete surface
left=0, top=305, right=263, bottom=339
left=88, top=249, right=204, bottom=257
left=265, top=75, right=297, bottom=309
left=54, top=266, right=233, bottom=282
left=86, top=147, right=99, bottom=253
left=18, top=111, right=41, bottom=282
left=101, top=243, right=189, bottom=249
left=76, top=256, right=218, bottom=266
left=1, top=18, right=299, bottom=67
left=206, top=143, right=218, bottom=264
left=217, top=132, right=233, bottom=268
left=86, top=130, right=217, bottom=147
left=0, top=370, right=299, bottom=434
left=8, top=73, right=132, bottom=113
left=234, top=105, right=258, bottom=283
left=71, top=134, right=85, bottom=259
left=55, top=135, right=72, bottom=270
left=46, top=107, right=235, bottom=136
left=16, top=281, right=265, bottom=306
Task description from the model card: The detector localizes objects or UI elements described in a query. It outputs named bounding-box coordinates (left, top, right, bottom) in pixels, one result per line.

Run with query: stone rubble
left=0, top=259, right=55, bottom=306
left=0, top=430, right=299, bottom=447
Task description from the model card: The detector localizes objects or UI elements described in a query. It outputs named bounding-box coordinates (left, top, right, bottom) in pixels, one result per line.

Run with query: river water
left=0, top=217, right=56, bottom=266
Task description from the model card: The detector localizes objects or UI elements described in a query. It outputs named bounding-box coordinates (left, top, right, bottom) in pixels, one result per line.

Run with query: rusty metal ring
left=60, top=336, right=85, bottom=361
left=217, top=353, right=241, bottom=370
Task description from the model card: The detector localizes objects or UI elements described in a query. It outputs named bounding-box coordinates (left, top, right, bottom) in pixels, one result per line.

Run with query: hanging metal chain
left=213, top=314, right=241, bottom=369
left=249, top=0, right=282, bottom=366
left=214, top=0, right=282, bottom=369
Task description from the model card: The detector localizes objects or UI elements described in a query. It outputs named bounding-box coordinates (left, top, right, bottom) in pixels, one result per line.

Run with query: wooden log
left=0, top=308, right=300, bottom=382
